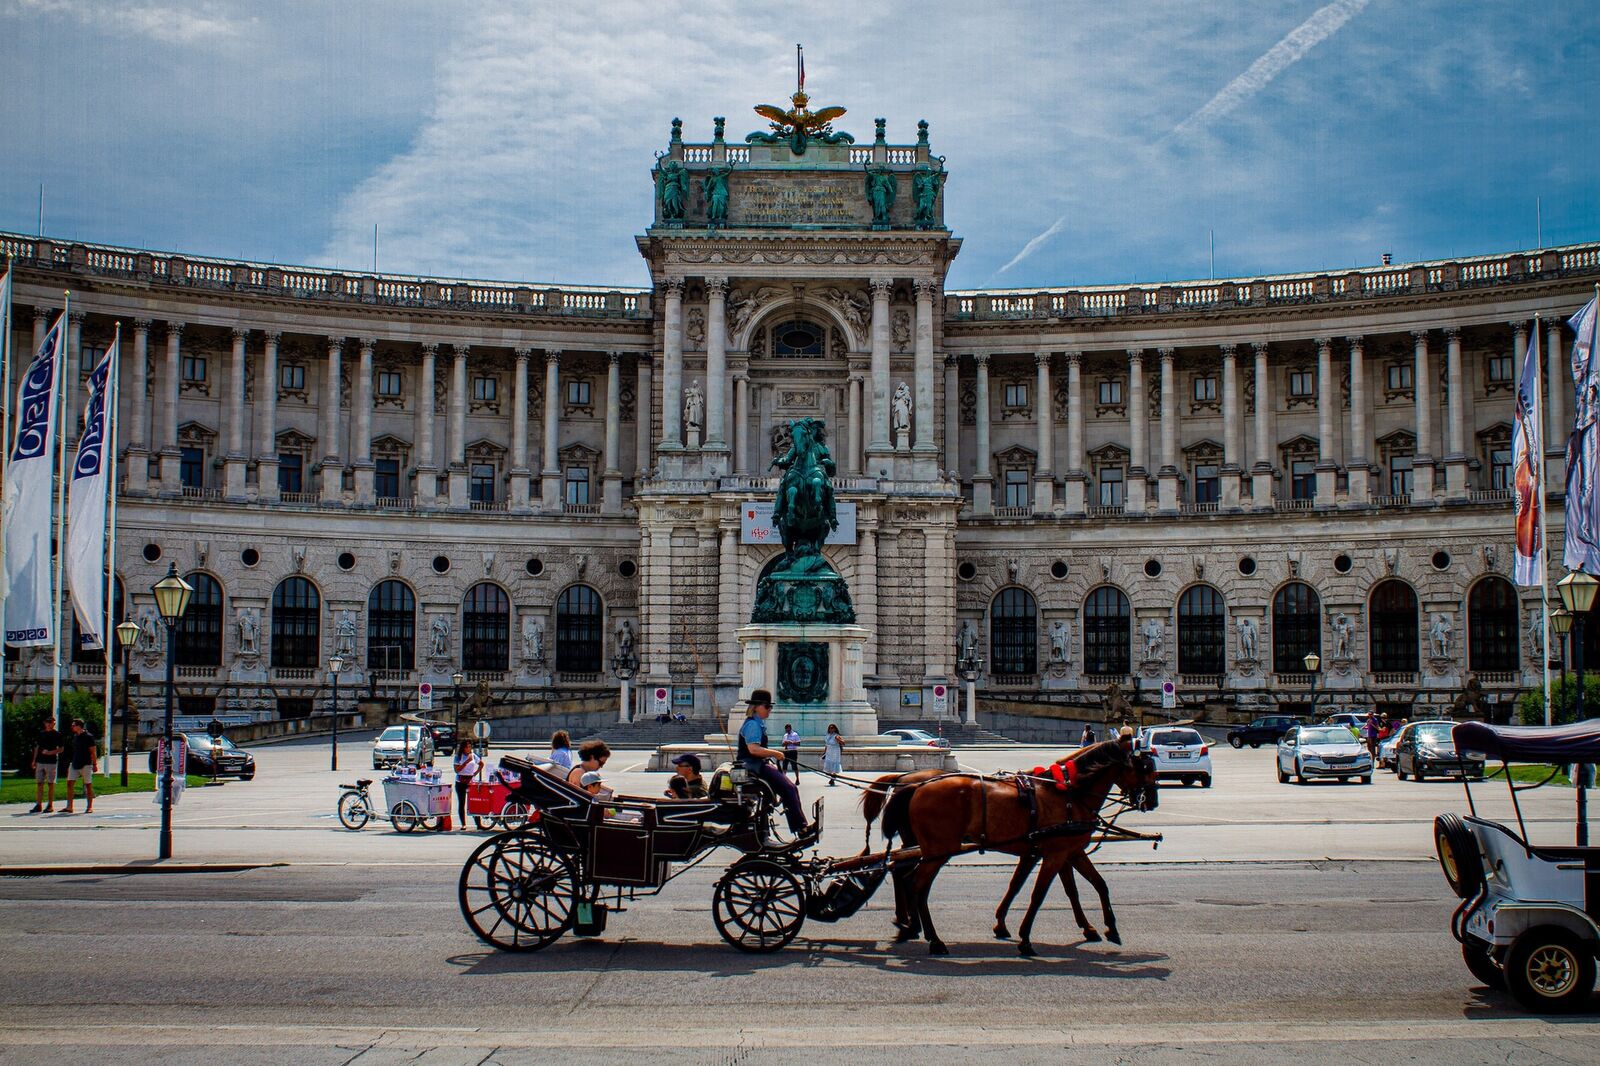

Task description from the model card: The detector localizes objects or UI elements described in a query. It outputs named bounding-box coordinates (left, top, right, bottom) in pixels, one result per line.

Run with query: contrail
left=996, top=213, right=1069, bottom=276
left=1170, top=0, right=1373, bottom=139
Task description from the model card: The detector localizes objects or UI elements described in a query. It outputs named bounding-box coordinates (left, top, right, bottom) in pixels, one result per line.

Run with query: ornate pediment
left=177, top=420, right=217, bottom=446
left=994, top=444, right=1036, bottom=468
left=1087, top=442, right=1129, bottom=463
left=465, top=438, right=508, bottom=462
left=275, top=428, right=316, bottom=453
left=1182, top=438, right=1224, bottom=461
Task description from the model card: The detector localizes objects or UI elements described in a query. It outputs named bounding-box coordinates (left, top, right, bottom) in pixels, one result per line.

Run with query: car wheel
left=1505, top=927, right=1597, bottom=1013
left=1249, top=740, right=1261, bottom=749
left=1276, top=762, right=1288, bottom=783
left=1462, top=936, right=1506, bottom=990
left=1396, top=766, right=1407, bottom=781
left=1295, top=760, right=1307, bottom=785
left=1229, top=736, right=1244, bottom=749
left=1360, top=776, right=1372, bottom=785
left=1200, top=775, right=1211, bottom=788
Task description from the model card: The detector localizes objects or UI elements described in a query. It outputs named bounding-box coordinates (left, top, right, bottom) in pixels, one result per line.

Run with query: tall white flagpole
left=50, top=290, right=69, bottom=726
left=102, top=323, right=121, bottom=769
left=0, top=261, right=12, bottom=777
left=1536, top=312, right=1551, bottom=726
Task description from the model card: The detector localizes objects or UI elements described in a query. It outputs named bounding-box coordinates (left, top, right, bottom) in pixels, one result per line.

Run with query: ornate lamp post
left=1303, top=651, right=1322, bottom=717
left=1556, top=570, right=1598, bottom=845
left=1552, top=607, right=1574, bottom=722
left=451, top=670, right=465, bottom=749
left=612, top=649, right=639, bottom=724
left=957, top=649, right=985, bottom=727
left=328, top=653, right=345, bottom=772
left=115, top=620, right=140, bottom=786
left=152, top=564, right=193, bottom=861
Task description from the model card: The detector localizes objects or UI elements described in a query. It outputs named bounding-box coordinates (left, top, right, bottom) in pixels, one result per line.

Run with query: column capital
left=1064, top=349, right=1083, bottom=367
left=544, top=348, right=562, bottom=366
left=1507, top=320, right=1528, bottom=339
left=513, top=346, right=534, bottom=361
left=913, top=278, right=939, bottom=300
left=1157, top=346, right=1175, bottom=363
left=1347, top=335, right=1364, bottom=351
left=167, top=321, right=185, bottom=340
left=869, top=277, right=894, bottom=300
left=1035, top=350, right=1052, bottom=367
left=68, top=309, right=86, bottom=326
left=420, top=342, right=439, bottom=357
left=1314, top=337, right=1333, bottom=354
left=944, top=353, right=959, bottom=368
left=661, top=278, right=685, bottom=298
left=229, top=327, right=249, bottom=343
left=451, top=343, right=470, bottom=360
left=973, top=352, right=990, bottom=368
left=359, top=336, right=378, bottom=356
left=1444, top=326, right=1462, bottom=342
left=608, top=350, right=625, bottom=367
left=133, top=318, right=153, bottom=333
left=263, top=329, right=281, bottom=344
left=326, top=336, right=343, bottom=355
left=32, top=306, right=50, bottom=324
left=1411, top=329, right=1431, bottom=344
left=1219, top=343, right=1237, bottom=359
left=704, top=275, right=728, bottom=295
left=1251, top=340, right=1269, bottom=357
left=1127, top=348, right=1146, bottom=363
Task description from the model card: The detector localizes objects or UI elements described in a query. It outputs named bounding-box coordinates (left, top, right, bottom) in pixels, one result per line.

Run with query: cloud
left=9, top=0, right=248, bottom=44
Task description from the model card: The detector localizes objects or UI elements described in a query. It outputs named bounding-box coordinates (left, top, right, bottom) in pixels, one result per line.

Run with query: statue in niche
left=654, top=158, right=688, bottom=221
left=683, top=380, right=705, bottom=443
left=1049, top=620, right=1071, bottom=664
left=521, top=615, right=544, bottom=664
left=864, top=165, right=897, bottom=224
left=1430, top=613, right=1454, bottom=658
left=334, top=612, right=358, bottom=659
left=701, top=165, right=730, bottom=224
left=137, top=608, right=161, bottom=656
left=1141, top=617, right=1164, bottom=661
left=236, top=609, right=259, bottom=658
left=616, top=619, right=635, bottom=659
left=892, top=309, right=911, bottom=350
left=1331, top=612, right=1355, bottom=659
left=891, top=381, right=913, bottom=436
left=430, top=617, right=450, bottom=658
left=912, top=168, right=945, bottom=228
left=1236, top=616, right=1258, bottom=661
left=685, top=307, right=705, bottom=346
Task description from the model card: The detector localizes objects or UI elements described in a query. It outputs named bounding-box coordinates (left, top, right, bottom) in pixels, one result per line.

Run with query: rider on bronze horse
left=769, top=417, right=838, bottom=575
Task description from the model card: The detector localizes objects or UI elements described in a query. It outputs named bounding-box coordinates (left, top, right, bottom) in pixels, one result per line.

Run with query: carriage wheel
left=337, top=791, right=371, bottom=831
left=713, top=859, right=806, bottom=953
left=458, top=833, right=577, bottom=952
left=391, top=800, right=421, bottom=833
left=501, top=801, right=531, bottom=830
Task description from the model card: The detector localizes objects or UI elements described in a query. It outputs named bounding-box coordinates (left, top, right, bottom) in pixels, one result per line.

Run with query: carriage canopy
left=1453, top=719, right=1600, bottom=763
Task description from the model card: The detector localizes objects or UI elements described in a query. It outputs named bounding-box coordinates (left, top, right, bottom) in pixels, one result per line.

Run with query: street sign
left=1161, top=680, right=1176, bottom=710
left=418, top=682, right=433, bottom=711
left=652, top=687, right=670, bottom=717
left=930, top=684, right=948, bottom=715
left=473, top=719, right=491, bottom=740
left=206, top=718, right=224, bottom=739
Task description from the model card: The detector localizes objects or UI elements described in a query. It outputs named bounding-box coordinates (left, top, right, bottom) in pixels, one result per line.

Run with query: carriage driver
left=738, top=689, right=814, bottom=840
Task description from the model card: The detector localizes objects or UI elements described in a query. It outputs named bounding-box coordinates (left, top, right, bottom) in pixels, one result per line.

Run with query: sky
left=2, top=0, right=1597, bottom=291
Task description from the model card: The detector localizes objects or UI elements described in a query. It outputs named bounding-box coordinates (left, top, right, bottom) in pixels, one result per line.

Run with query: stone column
left=1220, top=344, right=1242, bottom=509
left=603, top=351, right=623, bottom=513
left=704, top=277, right=728, bottom=455
left=1126, top=349, right=1149, bottom=513
left=63, top=311, right=84, bottom=441
left=509, top=347, right=532, bottom=511
left=913, top=278, right=937, bottom=457
left=415, top=344, right=438, bottom=505
left=351, top=337, right=376, bottom=504
left=446, top=344, right=469, bottom=507
left=867, top=278, right=893, bottom=463
left=1547, top=318, right=1567, bottom=456
left=319, top=337, right=344, bottom=503
left=858, top=525, right=880, bottom=684
left=1445, top=327, right=1469, bottom=498
left=125, top=320, right=152, bottom=493
left=942, top=355, right=960, bottom=480
left=734, top=372, right=750, bottom=475
left=660, top=281, right=684, bottom=451
left=1033, top=351, right=1054, bottom=512
left=1250, top=341, right=1273, bottom=508
left=1412, top=330, right=1436, bottom=499
left=847, top=374, right=864, bottom=475
left=1315, top=338, right=1338, bottom=506
left=716, top=523, right=741, bottom=683
left=223, top=328, right=249, bottom=499
left=1063, top=351, right=1086, bottom=514
left=1157, top=348, right=1179, bottom=512
left=635, top=354, right=653, bottom=478
left=159, top=323, right=182, bottom=492
left=541, top=349, right=562, bottom=508
left=32, top=307, right=48, bottom=360
left=972, top=353, right=993, bottom=514
left=1346, top=336, right=1371, bottom=503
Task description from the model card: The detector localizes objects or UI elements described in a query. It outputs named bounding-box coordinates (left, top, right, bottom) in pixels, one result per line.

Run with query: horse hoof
left=1105, top=929, right=1122, bottom=945
left=1082, top=929, right=1102, bottom=943
left=893, top=928, right=919, bottom=944
left=993, top=925, right=1011, bottom=940
left=1018, top=943, right=1036, bottom=958
left=928, top=942, right=949, bottom=957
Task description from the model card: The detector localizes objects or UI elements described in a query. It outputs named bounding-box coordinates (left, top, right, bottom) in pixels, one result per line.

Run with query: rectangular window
left=1003, top=383, right=1028, bottom=408
left=377, top=371, right=403, bottom=397
left=1291, top=459, right=1315, bottom=500
left=1390, top=455, right=1414, bottom=496
left=1194, top=464, right=1220, bottom=503
left=1098, top=467, right=1124, bottom=506
left=1487, top=355, right=1512, bottom=384
left=1192, top=375, right=1217, bottom=402
left=179, top=447, right=205, bottom=489
left=1386, top=363, right=1413, bottom=391
left=564, top=466, right=591, bottom=505
left=1288, top=370, right=1314, bottom=398
left=81, top=344, right=107, bottom=374
left=181, top=355, right=207, bottom=384
left=566, top=380, right=591, bottom=406
left=469, top=463, right=496, bottom=503
left=280, top=364, right=306, bottom=391
left=1097, top=380, right=1123, bottom=406
left=1003, top=469, right=1030, bottom=508
left=375, top=458, right=401, bottom=498
left=472, top=375, right=497, bottom=402
left=1489, top=448, right=1511, bottom=490
left=278, top=453, right=303, bottom=494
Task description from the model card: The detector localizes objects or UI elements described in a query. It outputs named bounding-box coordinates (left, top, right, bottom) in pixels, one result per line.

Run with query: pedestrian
left=1362, top=711, right=1380, bottom=758
left=548, top=730, right=574, bottom=771
left=782, top=723, right=801, bottom=782
left=822, top=723, right=844, bottom=786
left=738, top=690, right=811, bottom=839
left=453, top=739, right=481, bottom=829
left=665, top=753, right=708, bottom=798
left=30, top=719, right=65, bottom=814
left=1080, top=723, right=1095, bottom=747
left=63, top=719, right=97, bottom=814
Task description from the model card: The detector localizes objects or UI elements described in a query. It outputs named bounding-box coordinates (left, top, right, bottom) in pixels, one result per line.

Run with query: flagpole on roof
left=1536, top=311, right=1550, bottom=726
left=102, top=323, right=122, bottom=769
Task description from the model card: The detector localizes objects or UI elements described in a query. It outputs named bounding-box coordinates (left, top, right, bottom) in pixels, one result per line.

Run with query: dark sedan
left=1395, top=720, right=1483, bottom=781
left=1227, top=715, right=1301, bottom=749
left=147, top=732, right=257, bottom=780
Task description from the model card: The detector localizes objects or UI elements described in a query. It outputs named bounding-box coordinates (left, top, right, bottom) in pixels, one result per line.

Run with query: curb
left=0, top=861, right=288, bottom=877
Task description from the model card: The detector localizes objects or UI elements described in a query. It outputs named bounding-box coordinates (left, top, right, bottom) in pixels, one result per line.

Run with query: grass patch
left=1483, top=764, right=1573, bottom=787
left=1, top=772, right=206, bottom=805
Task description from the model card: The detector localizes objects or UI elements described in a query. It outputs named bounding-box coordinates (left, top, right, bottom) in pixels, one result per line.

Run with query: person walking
left=63, top=720, right=98, bottom=814
left=547, top=730, right=574, bottom=772
left=453, top=739, right=481, bottom=829
left=30, top=720, right=64, bottom=813
left=782, top=723, right=801, bottom=783
left=1362, top=711, right=1380, bottom=758
left=738, top=690, right=811, bottom=839
left=1080, top=723, right=1095, bottom=747
left=822, top=723, right=844, bottom=786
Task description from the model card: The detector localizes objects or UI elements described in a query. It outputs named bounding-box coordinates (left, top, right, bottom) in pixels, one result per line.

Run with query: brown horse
left=879, top=740, right=1158, bottom=956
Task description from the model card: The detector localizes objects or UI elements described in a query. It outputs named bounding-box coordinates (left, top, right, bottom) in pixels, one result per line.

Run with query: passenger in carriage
left=665, top=753, right=708, bottom=799
left=566, top=740, right=610, bottom=791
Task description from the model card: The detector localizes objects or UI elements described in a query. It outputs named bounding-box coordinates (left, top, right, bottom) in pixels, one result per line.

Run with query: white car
left=1277, top=724, right=1373, bottom=784
left=372, top=724, right=436, bottom=769
left=1139, top=727, right=1212, bottom=787
left=879, top=728, right=951, bottom=748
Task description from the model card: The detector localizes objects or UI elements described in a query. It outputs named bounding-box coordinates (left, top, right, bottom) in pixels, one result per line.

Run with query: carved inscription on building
left=728, top=176, right=866, bottom=226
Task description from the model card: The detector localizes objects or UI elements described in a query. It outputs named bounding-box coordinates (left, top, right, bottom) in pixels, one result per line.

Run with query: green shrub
left=1516, top=674, right=1600, bottom=726
left=3, top=689, right=105, bottom=770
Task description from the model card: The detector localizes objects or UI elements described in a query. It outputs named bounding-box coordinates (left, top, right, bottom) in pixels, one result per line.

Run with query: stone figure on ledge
left=1331, top=612, right=1355, bottom=659
left=655, top=158, right=688, bottom=221
left=753, top=417, right=854, bottom=624
left=701, top=165, right=730, bottom=225
left=521, top=615, right=544, bottom=664
left=616, top=619, right=635, bottom=659
left=1235, top=616, right=1258, bottom=661
left=334, top=612, right=358, bottom=659
left=1430, top=613, right=1453, bottom=658
left=891, top=381, right=912, bottom=439
left=864, top=165, right=896, bottom=224
left=430, top=617, right=451, bottom=659
left=1141, top=617, right=1164, bottom=661
left=1049, top=619, right=1071, bottom=664
left=912, top=168, right=945, bottom=229
left=958, top=619, right=979, bottom=662
left=683, top=380, right=704, bottom=446
left=236, top=609, right=259, bottom=658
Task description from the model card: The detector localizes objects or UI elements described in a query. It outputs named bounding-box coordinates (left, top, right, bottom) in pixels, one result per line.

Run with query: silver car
left=371, top=724, right=435, bottom=769
left=1277, top=724, right=1373, bottom=784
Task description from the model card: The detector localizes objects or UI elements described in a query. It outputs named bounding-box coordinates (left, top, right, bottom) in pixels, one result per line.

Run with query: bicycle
left=337, top=778, right=378, bottom=830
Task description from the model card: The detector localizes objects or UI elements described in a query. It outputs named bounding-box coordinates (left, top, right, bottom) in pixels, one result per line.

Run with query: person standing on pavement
left=1080, top=723, right=1095, bottom=747
left=63, top=720, right=97, bottom=814
left=822, top=723, right=844, bottom=786
left=781, top=723, right=801, bottom=782
left=1361, top=711, right=1380, bottom=757
left=453, top=739, right=481, bottom=828
left=30, top=720, right=65, bottom=813
left=738, top=690, right=811, bottom=839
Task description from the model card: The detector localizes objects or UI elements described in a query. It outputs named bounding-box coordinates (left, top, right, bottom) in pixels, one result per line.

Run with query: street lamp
left=957, top=649, right=985, bottom=727
left=328, top=653, right=345, bottom=772
left=151, top=563, right=193, bottom=862
left=1552, top=607, right=1574, bottom=714
left=1303, top=651, right=1322, bottom=719
left=612, top=649, right=639, bottom=724
left=1556, top=570, right=1598, bottom=845
left=451, top=669, right=465, bottom=750
left=115, top=620, right=141, bottom=786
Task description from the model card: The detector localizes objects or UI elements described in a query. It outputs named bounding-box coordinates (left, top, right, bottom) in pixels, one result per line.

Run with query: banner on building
left=1565, top=296, right=1600, bottom=573
left=3, top=316, right=64, bottom=646
left=67, top=342, right=116, bottom=648
left=740, top=500, right=857, bottom=545
left=1512, top=328, right=1542, bottom=585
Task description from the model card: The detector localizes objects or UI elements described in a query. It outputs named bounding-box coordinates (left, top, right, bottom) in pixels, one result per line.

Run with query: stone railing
left=0, top=233, right=650, bottom=321
left=946, top=242, right=1600, bottom=322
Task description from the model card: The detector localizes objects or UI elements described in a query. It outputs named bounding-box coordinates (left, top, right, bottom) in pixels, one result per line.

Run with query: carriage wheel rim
left=459, top=836, right=576, bottom=949
left=1438, top=837, right=1460, bottom=882
left=1527, top=945, right=1579, bottom=997
left=718, top=869, right=803, bottom=944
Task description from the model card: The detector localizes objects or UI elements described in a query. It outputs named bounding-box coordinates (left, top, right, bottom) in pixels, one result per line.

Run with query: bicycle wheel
left=712, top=858, right=806, bottom=953
left=501, top=801, right=531, bottom=830
left=474, top=815, right=498, bottom=831
left=458, top=833, right=577, bottom=952
left=337, top=791, right=371, bottom=831
left=391, top=799, right=421, bottom=833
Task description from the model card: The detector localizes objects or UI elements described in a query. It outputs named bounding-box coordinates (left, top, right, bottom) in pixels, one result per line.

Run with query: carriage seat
left=497, top=755, right=747, bottom=829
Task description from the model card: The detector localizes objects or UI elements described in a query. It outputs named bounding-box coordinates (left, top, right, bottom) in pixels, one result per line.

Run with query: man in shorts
left=30, top=721, right=64, bottom=813
left=64, top=719, right=98, bottom=814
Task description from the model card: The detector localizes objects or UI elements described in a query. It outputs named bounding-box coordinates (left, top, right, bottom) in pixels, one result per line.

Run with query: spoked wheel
left=391, top=800, right=421, bottom=833
left=458, top=833, right=578, bottom=952
left=474, top=815, right=498, bottom=831
left=501, top=801, right=532, bottom=830
left=337, top=791, right=371, bottom=830
left=1505, top=927, right=1597, bottom=1012
left=713, top=858, right=807, bottom=953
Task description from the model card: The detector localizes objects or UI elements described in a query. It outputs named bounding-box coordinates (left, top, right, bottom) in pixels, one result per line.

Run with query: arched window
left=71, top=577, right=125, bottom=664
left=1467, top=577, right=1518, bottom=673
left=1177, top=585, right=1225, bottom=675
left=175, top=573, right=223, bottom=667
left=1370, top=580, right=1419, bottom=674
left=771, top=319, right=825, bottom=357
left=556, top=584, right=604, bottom=673
left=462, top=583, right=510, bottom=672
left=1272, top=582, right=1321, bottom=675
left=367, top=580, right=415, bottom=672
left=1083, top=586, right=1130, bottom=676
left=990, top=588, right=1037, bottom=676
left=271, top=577, right=321, bottom=669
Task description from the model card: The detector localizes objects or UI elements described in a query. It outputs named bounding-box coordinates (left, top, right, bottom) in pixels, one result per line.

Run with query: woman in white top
left=548, top=730, right=574, bottom=771
left=822, top=724, right=844, bottom=786
left=452, top=740, right=481, bottom=829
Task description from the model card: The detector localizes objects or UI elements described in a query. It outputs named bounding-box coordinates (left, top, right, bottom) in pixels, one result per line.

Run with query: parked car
left=372, top=724, right=436, bottom=769
left=427, top=722, right=457, bottom=756
left=1321, top=711, right=1373, bottom=733
left=1396, top=719, right=1484, bottom=781
left=1276, top=724, right=1373, bottom=784
left=1140, top=727, right=1212, bottom=787
left=879, top=728, right=951, bottom=748
left=1378, top=725, right=1405, bottom=769
left=146, top=732, right=256, bottom=780
left=1226, top=715, right=1300, bottom=749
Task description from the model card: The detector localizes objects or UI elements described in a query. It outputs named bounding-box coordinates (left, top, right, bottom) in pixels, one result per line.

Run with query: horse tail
left=861, top=773, right=905, bottom=848
left=881, top=782, right=916, bottom=847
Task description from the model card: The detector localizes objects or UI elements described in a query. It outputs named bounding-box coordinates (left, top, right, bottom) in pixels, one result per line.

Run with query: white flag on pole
left=3, top=315, right=64, bottom=646
left=67, top=340, right=115, bottom=650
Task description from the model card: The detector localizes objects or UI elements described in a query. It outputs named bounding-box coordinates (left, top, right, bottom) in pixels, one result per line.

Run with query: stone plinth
left=735, top=622, right=877, bottom=738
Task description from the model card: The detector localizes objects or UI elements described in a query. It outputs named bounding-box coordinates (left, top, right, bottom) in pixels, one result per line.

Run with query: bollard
left=941, top=750, right=959, bottom=772
left=894, top=753, right=915, bottom=772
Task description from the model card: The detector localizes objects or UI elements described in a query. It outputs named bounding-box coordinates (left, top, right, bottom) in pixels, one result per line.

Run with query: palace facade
left=6, top=105, right=1596, bottom=724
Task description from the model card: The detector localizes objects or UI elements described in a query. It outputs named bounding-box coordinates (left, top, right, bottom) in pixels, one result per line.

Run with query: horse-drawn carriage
left=457, top=743, right=1161, bottom=955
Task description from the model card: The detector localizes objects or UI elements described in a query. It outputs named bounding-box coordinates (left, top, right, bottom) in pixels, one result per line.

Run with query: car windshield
left=378, top=727, right=410, bottom=742
left=1152, top=730, right=1201, bottom=746
left=1300, top=728, right=1357, bottom=745
left=1415, top=723, right=1455, bottom=742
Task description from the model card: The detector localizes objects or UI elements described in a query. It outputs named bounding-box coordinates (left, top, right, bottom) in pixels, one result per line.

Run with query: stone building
left=4, top=96, right=1596, bottom=723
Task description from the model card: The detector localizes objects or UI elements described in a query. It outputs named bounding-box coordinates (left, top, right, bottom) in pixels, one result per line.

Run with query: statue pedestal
left=732, top=622, right=878, bottom=738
